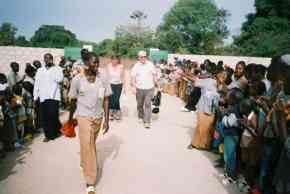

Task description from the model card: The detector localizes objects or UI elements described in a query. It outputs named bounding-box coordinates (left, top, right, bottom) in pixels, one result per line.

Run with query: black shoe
left=55, top=132, right=62, bottom=139
left=214, top=162, right=224, bottom=169
left=33, top=128, right=42, bottom=134
left=214, top=158, right=224, bottom=164
left=214, top=158, right=225, bottom=168
left=43, top=138, right=50, bottom=142
left=211, top=149, right=220, bottom=154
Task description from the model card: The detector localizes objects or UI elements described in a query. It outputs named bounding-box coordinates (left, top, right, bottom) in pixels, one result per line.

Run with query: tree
left=94, top=39, right=114, bottom=56
left=233, top=0, right=290, bottom=57
left=0, top=23, right=17, bottom=46
left=112, top=24, right=156, bottom=57
left=31, top=25, right=79, bottom=48
left=15, top=36, right=31, bottom=47
left=157, top=0, right=229, bottom=54
left=96, top=11, right=157, bottom=58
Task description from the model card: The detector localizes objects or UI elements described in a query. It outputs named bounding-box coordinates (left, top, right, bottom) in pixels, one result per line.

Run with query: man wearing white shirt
left=33, top=53, right=64, bottom=142
left=131, top=51, right=158, bottom=129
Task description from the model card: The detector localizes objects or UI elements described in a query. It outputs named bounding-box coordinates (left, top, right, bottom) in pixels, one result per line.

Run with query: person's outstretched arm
left=103, top=96, right=110, bottom=134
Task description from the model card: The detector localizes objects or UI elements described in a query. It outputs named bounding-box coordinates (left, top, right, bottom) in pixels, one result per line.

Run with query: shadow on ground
left=0, top=134, right=37, bottom=182
left=95, top=134, right=123, bottom=184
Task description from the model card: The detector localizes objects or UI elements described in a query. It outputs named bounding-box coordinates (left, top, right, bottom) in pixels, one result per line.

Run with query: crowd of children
left=0, top=57, right=74, bottom=158
left=0, top=51, right=125, bottom=160
left=172, top=56, right=290, bottom=194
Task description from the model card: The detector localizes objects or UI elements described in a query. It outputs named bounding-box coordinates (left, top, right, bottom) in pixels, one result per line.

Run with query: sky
left=0, top=0, right=255, bottom=43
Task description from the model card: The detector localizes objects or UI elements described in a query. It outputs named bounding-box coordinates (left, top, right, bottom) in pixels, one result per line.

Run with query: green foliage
left=233, top=0, right=290, bottom=57
left=30, top=25, right=79, bottom=48
left=255, top=0, right=290, bottom=18
left=95, top=24, right=157, bottom=58
left=94, top=39, right=114, bottom=56
left=157, top=0, right=229, bottom=54
left=0, top=23, right=17, bottom=46
left=15, top=36, right=31, bottom=47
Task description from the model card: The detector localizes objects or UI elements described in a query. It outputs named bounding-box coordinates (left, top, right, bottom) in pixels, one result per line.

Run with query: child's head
left=267, top=55, right=287, bottom=83
left=0, top=73, right=7, bottom=85
left=248, top=80, right=266, bottom=98
left=234, top=61, right=246, bottom=78
left=25, top=64, right=36, bottom=78
left=217, top=61, right=224, bottom=72
left=245, top=63, right=257, bottom=82
left=226, top=88, right=244, bottom=106
left=205, top=62, right=216, bottom=75
left=10, top=62, right=20, bottom=73
left=12, top=84, right=22, bottom=96
left=216, top=71, right=228, bottom=85
left=224, top=67, right=234, bottom=85
left=256, top=64, right=267, bottom=80
left=33, top=60, right=42, bottom=69
left=239, top=99, right=255, bottom=117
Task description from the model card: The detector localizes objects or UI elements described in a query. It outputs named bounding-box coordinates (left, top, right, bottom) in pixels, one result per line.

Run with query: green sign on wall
left=64, top=47, right=81, bottom=60
left=149, top=50, right=168, bottom=62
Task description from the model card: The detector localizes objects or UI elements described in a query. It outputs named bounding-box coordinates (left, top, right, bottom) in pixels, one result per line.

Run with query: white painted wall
left=0, top=46, right=64, bottom=74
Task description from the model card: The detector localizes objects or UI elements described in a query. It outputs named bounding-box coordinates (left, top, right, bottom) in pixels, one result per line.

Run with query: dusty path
left=0, top=94, right=237, bottom=194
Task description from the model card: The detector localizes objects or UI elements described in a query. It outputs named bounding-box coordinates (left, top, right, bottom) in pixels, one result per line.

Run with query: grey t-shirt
left=69, top=73, right=112, bottom=118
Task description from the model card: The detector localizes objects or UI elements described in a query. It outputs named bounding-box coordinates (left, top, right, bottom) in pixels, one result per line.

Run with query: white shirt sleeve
left=151, top=64, right=157, bottom=76
left=131, top=64, right=137, bottom=78
left=68, top=76, right=80, bottom=99
left=195, top=78, right=206, bottom=88
left=33, top=70, right=40, bottom=101
left=54, top=67, right=64, bottom=83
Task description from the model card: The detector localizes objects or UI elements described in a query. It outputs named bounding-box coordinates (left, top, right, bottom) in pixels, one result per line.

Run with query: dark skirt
left=109, top=84, right=123, bottom=111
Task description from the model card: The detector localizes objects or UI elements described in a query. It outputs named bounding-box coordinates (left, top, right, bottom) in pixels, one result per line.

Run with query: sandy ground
left=0, top=93, right=240, bottom=194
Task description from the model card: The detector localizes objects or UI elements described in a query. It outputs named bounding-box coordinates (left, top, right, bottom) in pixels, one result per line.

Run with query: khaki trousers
left=77, top=116, right=102, bottom=185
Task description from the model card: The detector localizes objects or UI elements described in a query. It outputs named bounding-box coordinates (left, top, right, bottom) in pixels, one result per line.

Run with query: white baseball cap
left=138, top=50, right=147, bottom=57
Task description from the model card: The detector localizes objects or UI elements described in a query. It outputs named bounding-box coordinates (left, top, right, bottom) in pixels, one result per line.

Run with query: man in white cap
left=131, top=50, right=158, bottom=128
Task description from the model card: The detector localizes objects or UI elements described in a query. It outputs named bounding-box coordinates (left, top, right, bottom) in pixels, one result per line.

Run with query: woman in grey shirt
left=68, top=52, right=112, bottom=194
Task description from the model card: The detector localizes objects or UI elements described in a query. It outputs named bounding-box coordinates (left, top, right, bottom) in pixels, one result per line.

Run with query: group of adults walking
left=64, top=49, right=157, bottom=194
left=1, top=46, right=157, bottom=194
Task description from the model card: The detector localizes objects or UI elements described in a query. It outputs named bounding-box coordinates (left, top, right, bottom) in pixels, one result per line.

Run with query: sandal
left=222, top=177, right=237, bottom=186
left=86, top=186, right=96, bottom=194
left=187, top=144, right=196, bottom=150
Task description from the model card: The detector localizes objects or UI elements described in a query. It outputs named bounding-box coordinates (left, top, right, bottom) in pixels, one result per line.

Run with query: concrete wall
left=0, top=46, right=272, bottom=74
left=0, top=46, right=138, bottom=74
left=0, top=46, right=64, bottom=74
left=168, top=54, right=272, bottom=68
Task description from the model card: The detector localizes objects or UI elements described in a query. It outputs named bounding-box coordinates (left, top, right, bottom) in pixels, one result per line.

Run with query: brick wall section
left=0, top=46, right=64, bottom=74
